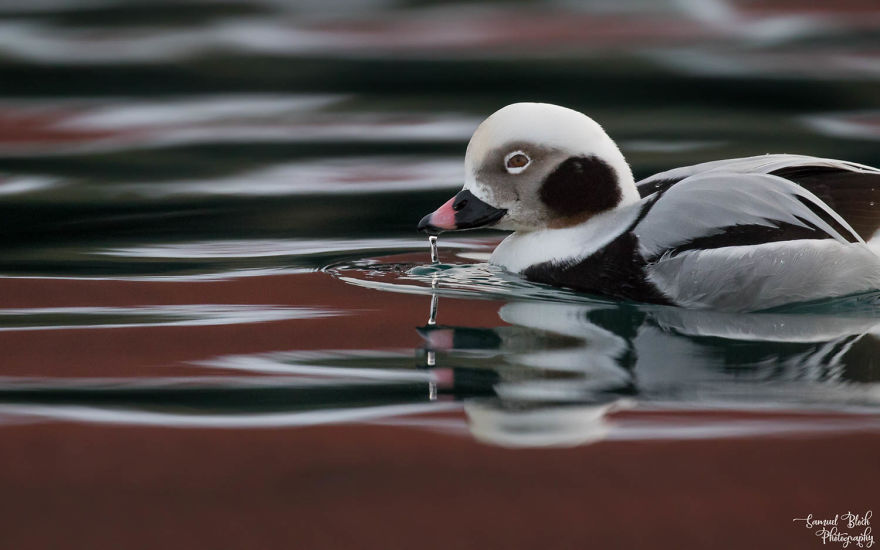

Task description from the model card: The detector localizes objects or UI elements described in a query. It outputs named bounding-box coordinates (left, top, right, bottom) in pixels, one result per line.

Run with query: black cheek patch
left=539, top=156, right=621, bottom=217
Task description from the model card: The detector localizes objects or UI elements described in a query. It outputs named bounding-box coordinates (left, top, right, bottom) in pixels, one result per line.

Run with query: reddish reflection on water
left=2, top=421, right=876, bottom=550
left=2, top=263, right=879, bottom=550
left=0, top=268, right=506, bottom=377
left=2, top=0, right=880, bottom=548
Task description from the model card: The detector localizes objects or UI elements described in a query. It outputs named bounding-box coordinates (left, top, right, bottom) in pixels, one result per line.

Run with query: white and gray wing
left=638, top=154, right=880, bottom=244
left=634, top=172, right=880, bottom=311
left=638, top=153, right=880, bottom=189
left=636, top=171, right=862, bottom=259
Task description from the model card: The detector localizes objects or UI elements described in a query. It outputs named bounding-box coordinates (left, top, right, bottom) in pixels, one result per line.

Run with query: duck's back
left=637, top=154, right=880, bottom=244
left=498, top=154, right=880, bottom=310
left=630, top=156, right=880, bottom=310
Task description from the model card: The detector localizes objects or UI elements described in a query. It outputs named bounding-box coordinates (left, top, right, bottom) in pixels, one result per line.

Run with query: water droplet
left=429, top=235, right=439, bottom=263
left=428, top=293, right=438, bottom=325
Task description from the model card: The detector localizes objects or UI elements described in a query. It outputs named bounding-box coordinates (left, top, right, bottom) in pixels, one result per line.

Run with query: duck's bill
left=417, top=190, right=507, bottom=235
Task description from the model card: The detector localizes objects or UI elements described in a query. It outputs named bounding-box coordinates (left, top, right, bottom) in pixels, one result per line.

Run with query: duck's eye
left=504, top=151, right=531, bottom=174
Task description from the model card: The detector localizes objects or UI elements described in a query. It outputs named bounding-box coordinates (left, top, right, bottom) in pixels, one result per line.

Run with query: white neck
left=490, top=200, right=645, bottom=273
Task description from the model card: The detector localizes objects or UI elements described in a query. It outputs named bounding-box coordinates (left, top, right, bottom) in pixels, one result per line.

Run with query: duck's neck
left=491, top=200, right=645, bottom=273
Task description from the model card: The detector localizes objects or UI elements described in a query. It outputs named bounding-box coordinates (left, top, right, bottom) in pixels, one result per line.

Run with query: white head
left=419, top=103, right=638, bottom=234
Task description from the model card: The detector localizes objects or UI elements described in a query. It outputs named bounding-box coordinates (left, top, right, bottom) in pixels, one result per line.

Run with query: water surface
left=1, top=1, right=879, bottom=549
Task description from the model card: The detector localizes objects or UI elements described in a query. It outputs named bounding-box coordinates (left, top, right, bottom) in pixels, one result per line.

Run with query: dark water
left=1, top=1, right=879, bottom=549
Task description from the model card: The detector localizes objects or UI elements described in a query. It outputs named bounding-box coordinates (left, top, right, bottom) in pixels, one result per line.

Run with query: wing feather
left=638, top=153, right=880, bottom=189
left=635, top=171, right=863, bottom=260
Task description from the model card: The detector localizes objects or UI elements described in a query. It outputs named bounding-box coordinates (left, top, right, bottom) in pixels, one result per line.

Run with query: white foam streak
left=0, top=176, right=61, bottom=195
left=200, top=350, right=431, bottom=381
left=802, top=111, right=880, bottom=141
left=118, top=157, right=464, bottom=198
left=0, top=398, right=876, bottom=446
left=0, top=268, right=314, bottom=283
left=0, top=402, right=463, bottom=428
left=0, top=96, right=478, bottom=157
left=98, top=238, right=483, bottom=259
left=0, top=304, right=339, bottom=331
left=59, top=95, right=346, bottom=129
left=610, top=416, right=880, bottom=440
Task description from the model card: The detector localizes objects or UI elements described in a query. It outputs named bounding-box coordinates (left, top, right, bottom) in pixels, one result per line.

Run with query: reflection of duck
left=424, top=300, right=880, bottom=386
left=418, top=297, right=880, bottom=443
left=1, top=296, right=877, bottom=449
left=419, top=102, right=880, bottom=311
left=464, top=400, right=620, bottom=448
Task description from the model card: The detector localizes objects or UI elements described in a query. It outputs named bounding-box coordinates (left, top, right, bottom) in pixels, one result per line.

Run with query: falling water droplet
left=428, top=292, right=438, bottom=325
left=428, top=274, right=439, bottom=326
left=429, top=235, right=439, bottom=263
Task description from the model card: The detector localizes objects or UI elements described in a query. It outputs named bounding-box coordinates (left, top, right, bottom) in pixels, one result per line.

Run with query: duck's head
left=418, top=102, right=638, bottom=234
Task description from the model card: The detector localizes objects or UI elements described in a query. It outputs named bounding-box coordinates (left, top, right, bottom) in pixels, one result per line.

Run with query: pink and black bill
left=417, top=190, right=507, bottom=235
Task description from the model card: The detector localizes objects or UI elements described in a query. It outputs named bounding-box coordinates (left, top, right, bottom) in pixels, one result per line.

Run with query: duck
left=418, top=102, right=880, bottom=311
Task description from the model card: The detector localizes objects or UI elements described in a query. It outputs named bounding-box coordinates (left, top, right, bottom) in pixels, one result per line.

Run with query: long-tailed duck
left=418, top=102, right=880, bottom=311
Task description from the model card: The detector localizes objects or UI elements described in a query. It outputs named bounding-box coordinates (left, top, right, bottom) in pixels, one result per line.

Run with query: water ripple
left=0, top=304, right=339, bottom=331
left=116, top=157, right=463, bottom=197
left=98, top=238, right=484, bottom=259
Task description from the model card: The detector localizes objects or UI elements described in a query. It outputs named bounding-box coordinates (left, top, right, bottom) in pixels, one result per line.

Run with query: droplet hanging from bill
left=429, top=235, right=439, bottom=264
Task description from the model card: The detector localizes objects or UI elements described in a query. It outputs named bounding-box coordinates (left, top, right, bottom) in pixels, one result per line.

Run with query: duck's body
left=492, top=154, right=880, bottom=310
left=419, top=104, right=880, bottom=311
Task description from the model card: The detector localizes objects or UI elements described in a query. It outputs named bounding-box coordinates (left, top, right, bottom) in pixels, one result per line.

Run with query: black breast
left=522, top=232, right=672, bottom=305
